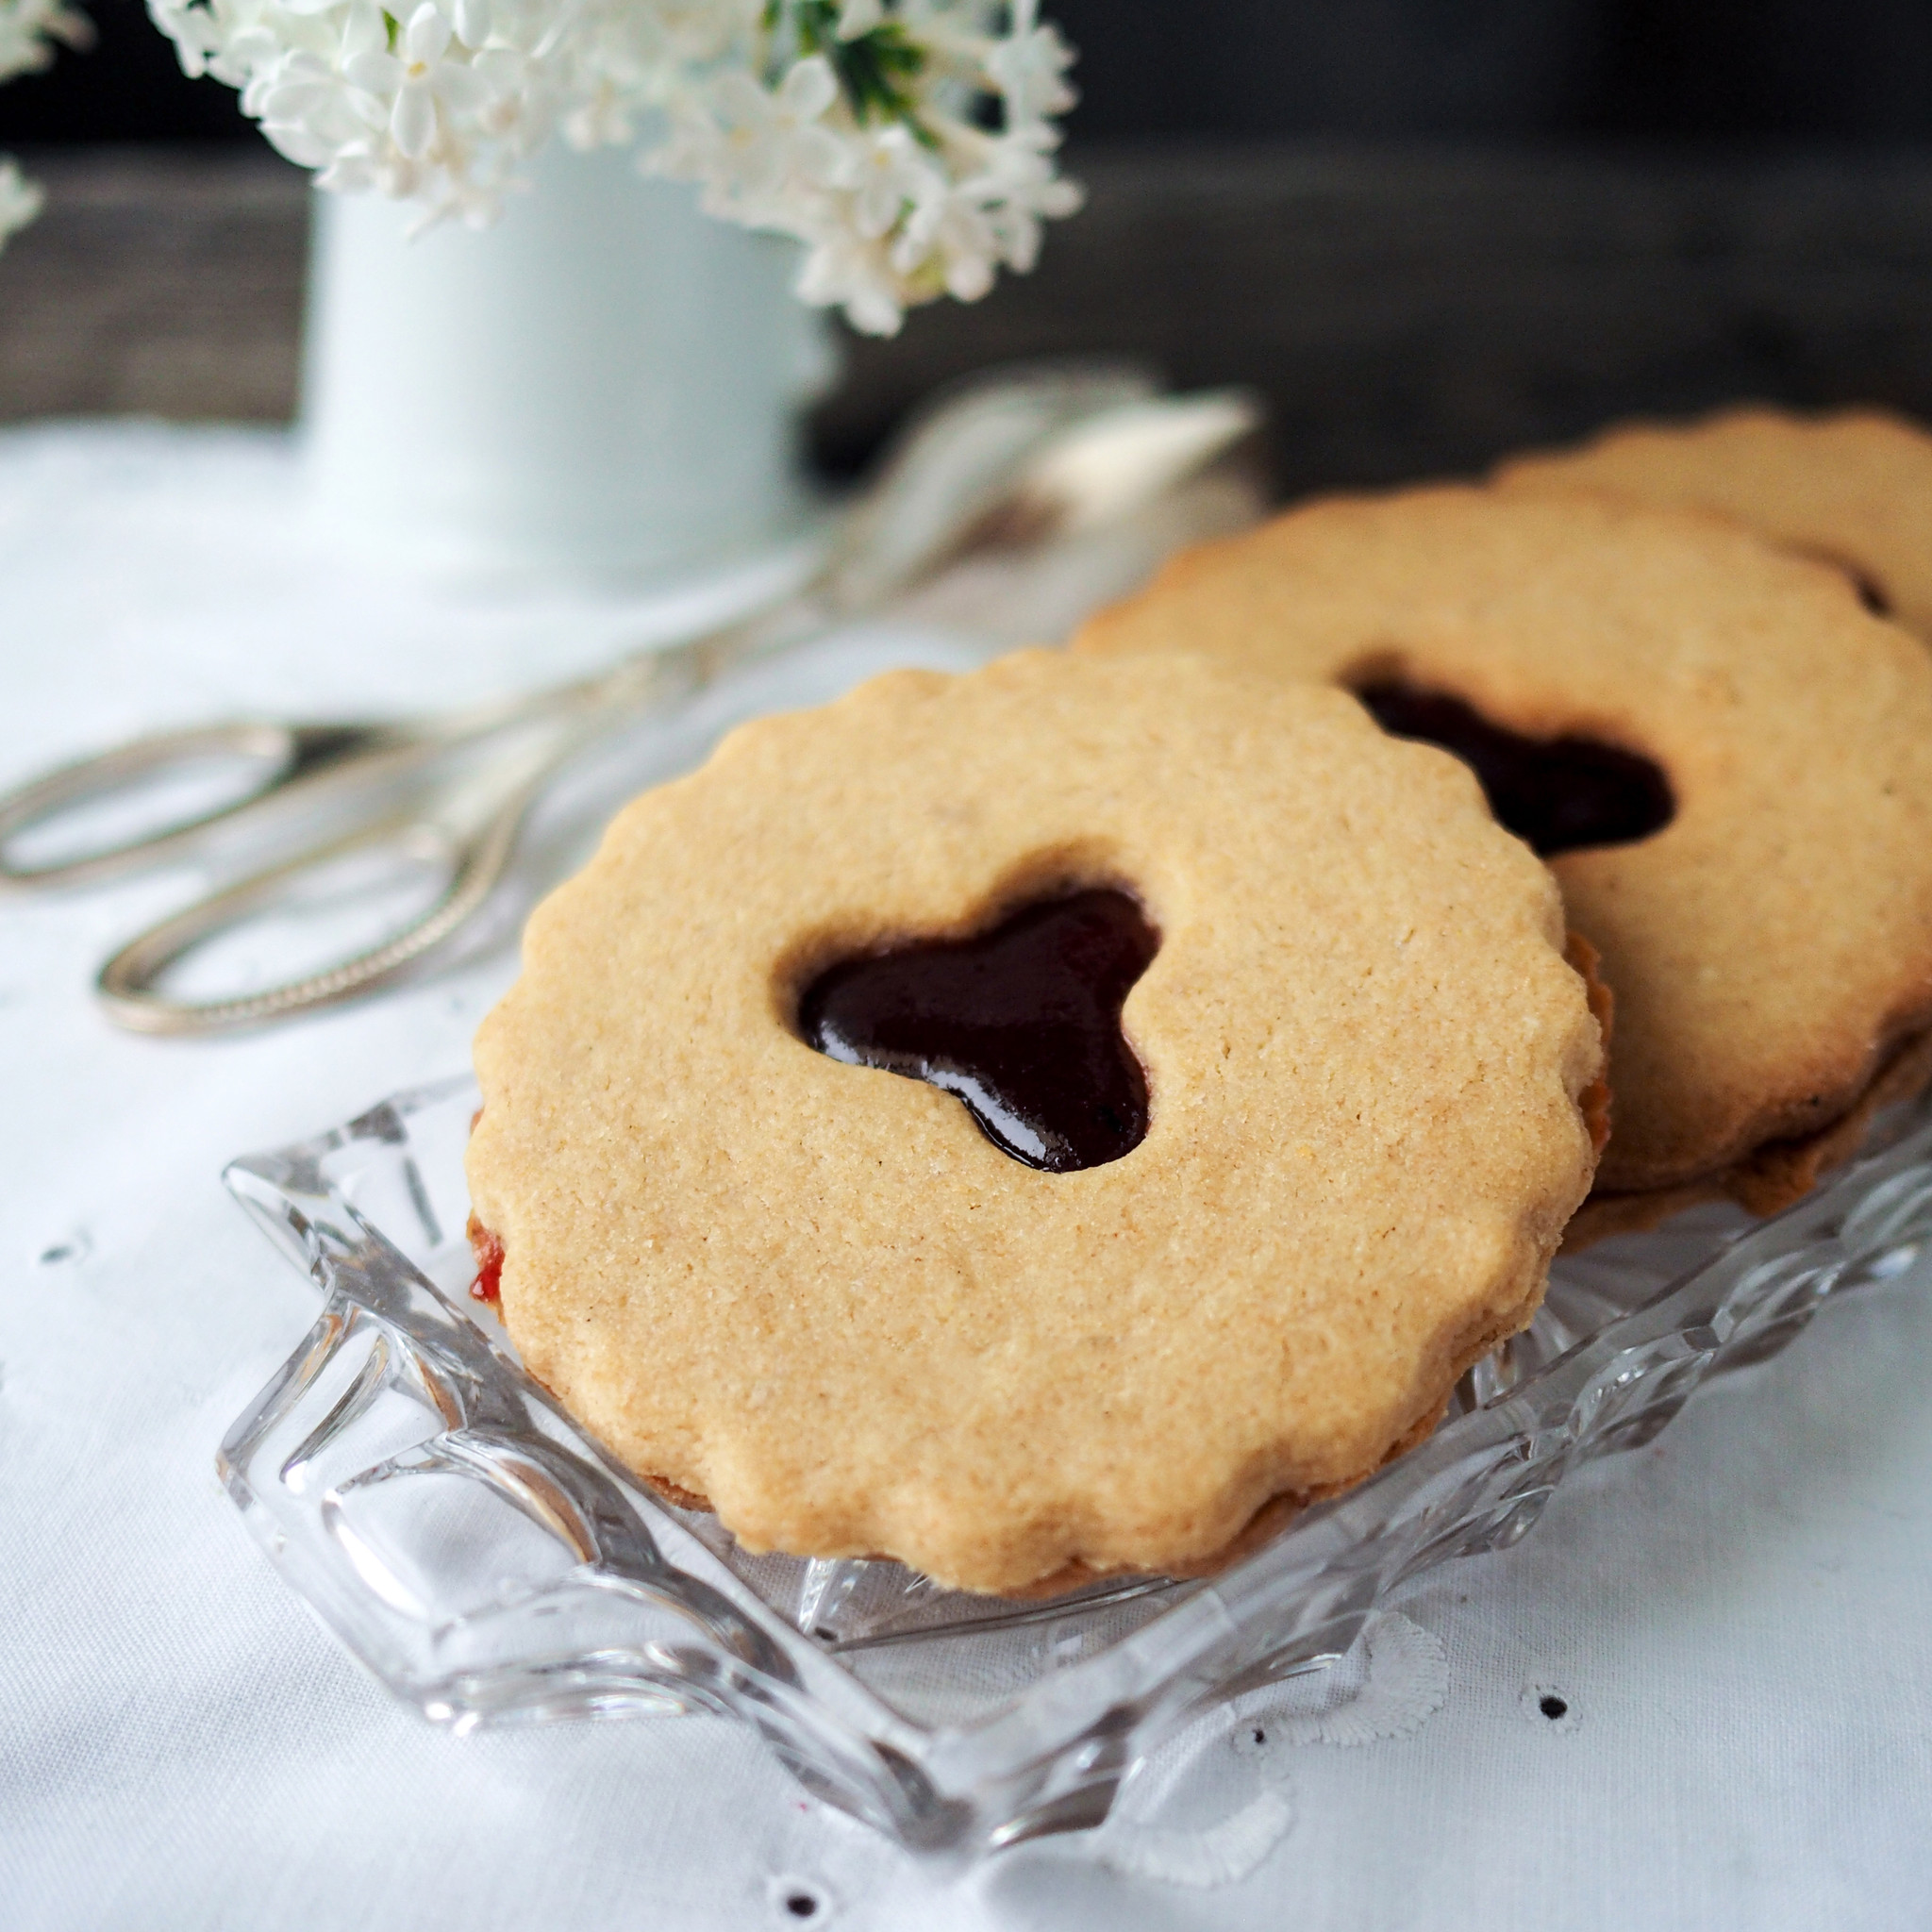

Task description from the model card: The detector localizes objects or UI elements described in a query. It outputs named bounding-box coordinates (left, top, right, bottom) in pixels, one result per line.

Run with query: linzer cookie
left=1075, top=487, right=1932, bottom=1224
left=468, top=650, right=1604, bottom=1595
left=1495, top=406, right=1932, bottom=641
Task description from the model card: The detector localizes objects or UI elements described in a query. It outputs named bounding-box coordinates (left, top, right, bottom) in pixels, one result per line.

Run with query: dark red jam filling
left=1354, top=680, right=1675, bottom=857
left=467, top=1214, right=504, bottom=1304
left=798, top=888, right=1159, bottom=1173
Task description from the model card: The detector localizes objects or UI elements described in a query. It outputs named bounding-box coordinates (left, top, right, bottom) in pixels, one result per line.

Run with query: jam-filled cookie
left=1075, top=487, right=1932, bottom=1224
left=1495, top=406, right=1932, bottom=640
left=468, top=650, right=1604, bottom=1596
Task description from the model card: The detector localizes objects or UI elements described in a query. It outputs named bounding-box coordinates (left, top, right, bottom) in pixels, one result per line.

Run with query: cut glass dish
left=220, top=1074, right=1932, bottom=1857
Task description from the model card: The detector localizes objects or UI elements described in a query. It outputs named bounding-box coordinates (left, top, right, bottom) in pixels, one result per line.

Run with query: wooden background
left=7, top=142, right=1932, bottom=494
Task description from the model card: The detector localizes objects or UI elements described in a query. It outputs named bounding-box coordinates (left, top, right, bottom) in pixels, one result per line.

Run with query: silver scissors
left=0, top=369, right=1264, bottom=1038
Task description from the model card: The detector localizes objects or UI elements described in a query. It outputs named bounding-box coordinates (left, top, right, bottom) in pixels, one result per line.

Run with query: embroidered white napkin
left=5, top=424, right=1931, bottom=1931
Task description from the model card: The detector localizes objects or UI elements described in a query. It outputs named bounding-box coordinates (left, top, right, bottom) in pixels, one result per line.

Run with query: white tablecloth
left=6, top=422, right=1932, bottom=1931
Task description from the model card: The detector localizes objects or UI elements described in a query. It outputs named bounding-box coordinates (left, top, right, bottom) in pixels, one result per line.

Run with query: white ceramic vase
left=299, top=144, right=837, bottom=583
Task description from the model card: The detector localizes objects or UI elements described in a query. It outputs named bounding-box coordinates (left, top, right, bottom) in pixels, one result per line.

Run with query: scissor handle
left=86, top=663, right=702, bottom=1034
left=0, top=720, right=408, bottom=890
left=94, top=788, right=526, bottom=1037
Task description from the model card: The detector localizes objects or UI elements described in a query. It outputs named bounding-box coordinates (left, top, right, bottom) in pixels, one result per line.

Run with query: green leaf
left=776, top=0, right=930, bottom=127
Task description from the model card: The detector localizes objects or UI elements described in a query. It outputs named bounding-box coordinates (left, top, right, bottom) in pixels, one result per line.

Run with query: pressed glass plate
left=220, top=1073, right=1932, bottom=1857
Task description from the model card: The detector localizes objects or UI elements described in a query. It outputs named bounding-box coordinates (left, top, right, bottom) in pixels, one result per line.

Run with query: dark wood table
left=7, top=141, right=1932, bottom=492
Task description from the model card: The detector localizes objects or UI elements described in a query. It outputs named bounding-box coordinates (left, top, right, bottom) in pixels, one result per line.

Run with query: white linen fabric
left=5, top=423, right=1932, bottom=1931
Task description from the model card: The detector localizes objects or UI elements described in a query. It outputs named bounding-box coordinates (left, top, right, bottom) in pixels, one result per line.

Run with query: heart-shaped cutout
left=1355, top=680, right=1674, bottom=857
left=798, top=889, right=1159, bottom=1172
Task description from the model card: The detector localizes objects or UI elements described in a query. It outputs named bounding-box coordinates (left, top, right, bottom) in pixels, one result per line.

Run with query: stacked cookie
left=1077, top=411, right=1932, bottom=1242
left=1493, top=406, right=1932, bottom=640
left=469, top=406, right=1932, bottom=1597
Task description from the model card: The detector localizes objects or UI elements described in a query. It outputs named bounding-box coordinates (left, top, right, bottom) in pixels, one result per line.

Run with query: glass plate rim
left=214, top=1070, right=1932, bottom=1854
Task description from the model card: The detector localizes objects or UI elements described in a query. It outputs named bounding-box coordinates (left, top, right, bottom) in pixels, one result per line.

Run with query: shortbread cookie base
left=1496, top=405, right=1932, bottom=641
left=587, top=1394, right=1459, bottom=1604
left=1075, top=486, right=1932, bottom=1197
left=1564, top=1023, right=1932, bottom=1250
left=465, top=1265, right=1492, bottom=1599
left=469, top=933, right=1612, bottom=1600
left=469, top=650, right=1604, bottom=1595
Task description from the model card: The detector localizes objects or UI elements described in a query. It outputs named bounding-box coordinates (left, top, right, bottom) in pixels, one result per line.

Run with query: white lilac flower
left=341, top=5, right=491, bottom=159
left=561, top=72, right=630, bottom=148
left=138, top=0, right=1078, bottom=330
left=0, top=0, right=91, bottom=83
left=984, top=0, right=1075, bottom=125
left=682, top=57, right=849, bottom=213
left=0, top=153, right=42, bottom=250
left=0, top=0, right=91, bottom=251
left=847, top=123, right=940, bottom=240
left=251, top=49, right=385, bottom=167
left=795, top=226, right=910, bottom=338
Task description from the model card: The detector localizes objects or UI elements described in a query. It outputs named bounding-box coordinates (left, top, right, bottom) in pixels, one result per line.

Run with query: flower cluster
left=144, top=0, right=1079, bottom=333
left=654, top=1, right=1081, bottom=334
left=0, top=0, right=92, bottom=251
left=0, top=155, right=42, bottom=250
left=0, top=0, right=89, bottom=80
